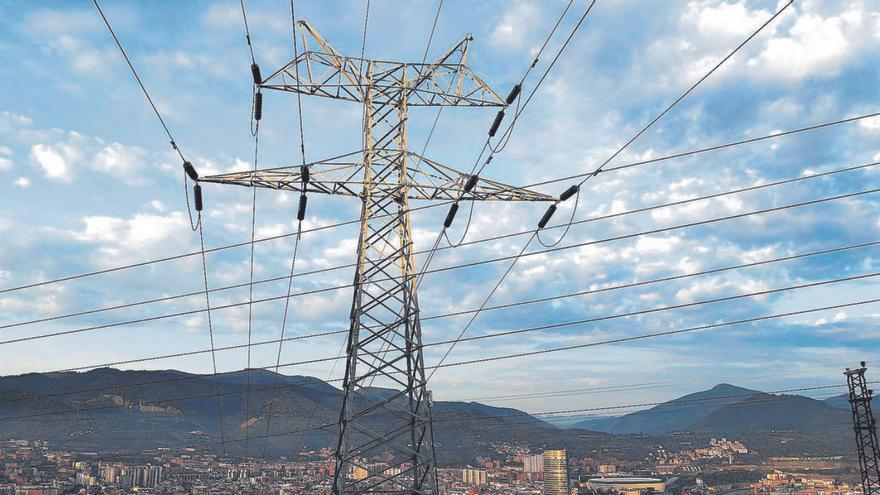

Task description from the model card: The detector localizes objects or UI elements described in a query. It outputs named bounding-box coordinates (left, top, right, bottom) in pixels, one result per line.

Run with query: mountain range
left=0, top=369, right=859, bottom=462
left=571, top=383, right=853, bottom=435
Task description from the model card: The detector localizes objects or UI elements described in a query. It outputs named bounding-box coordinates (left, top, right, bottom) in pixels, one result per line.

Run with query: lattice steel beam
left=202, top=21, right=554, bottom=495
left=847, top=362, right=880, bottom=495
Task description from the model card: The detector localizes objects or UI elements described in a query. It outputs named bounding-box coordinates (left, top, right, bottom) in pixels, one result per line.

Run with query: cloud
left=489, top=2, right=542, bottom=50
left=69, top=211, right=195, bottom=266
left=635, top=236, right=681, bottom=254
left=860, top=115, right=880, bottom=132
left=651, top=1, right=879, bottom=90
left=13, top=177, right=31, bottom=188
left=24, top=8, right=101, bottom=34
left=30, top=143, right=73, bottom=182
left=746, top=5, right=874, bottom=82
left=0, top=111, right=33, bottom=134
left=92, top=142, right=149, bottom=184
left=687, top=1, right=773, bottom=39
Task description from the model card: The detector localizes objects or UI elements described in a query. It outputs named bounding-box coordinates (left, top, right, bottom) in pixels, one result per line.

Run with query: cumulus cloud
left=687, top=1, right=773, bottom=39
left=30, top=143, right=73, bottom=182
left=747, top=11, right=852, bottom=81
left=489, top=2, right=542, bottom=50
left=70, top=211, right=194, bottom=265
left=654, top=1, right=879, bottom=89
left=13, top=177, right=31, bottom=188
left=860, top=115, right=880, bottom=132
left=636, top=236, right=681, bottom=254
left=92, top=142, right=149, bottom=184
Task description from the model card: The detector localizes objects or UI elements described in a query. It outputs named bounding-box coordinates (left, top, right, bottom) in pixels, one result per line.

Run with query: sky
left=0, top=0, right=879, bottom=418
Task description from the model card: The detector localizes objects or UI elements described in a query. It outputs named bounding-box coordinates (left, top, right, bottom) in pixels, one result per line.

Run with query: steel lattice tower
left=202, top=21, right=554, bottom=494
left=846, top=361, right=880, bottom=495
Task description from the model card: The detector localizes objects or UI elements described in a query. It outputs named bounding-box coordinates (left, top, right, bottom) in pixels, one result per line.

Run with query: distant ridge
left=0, top=367, right=557, bottom=462
left=0, top=370, right=856, bottom=461
left=571, top=383, right=850, bottom=435
left=572, top=383, right=760, bottom=434
left=823, top=393, right=880, bottom=410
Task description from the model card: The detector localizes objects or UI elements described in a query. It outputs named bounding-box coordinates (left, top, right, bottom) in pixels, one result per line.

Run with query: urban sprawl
left=0, top=438, right=863, bottom=495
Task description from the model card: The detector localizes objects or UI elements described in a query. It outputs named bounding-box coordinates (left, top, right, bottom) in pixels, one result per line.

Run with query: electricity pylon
left=846, top=362, right=880, bottom=495
left=201, top=20, right=554, bottom=494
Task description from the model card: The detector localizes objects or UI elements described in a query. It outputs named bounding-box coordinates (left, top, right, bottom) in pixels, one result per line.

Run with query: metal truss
left=846, top=362, right=880, bottom=495
left=203, top=21, right=554, bottom=495
left=199, top=149, right=553, bottom=202
left=259, top=21, right=503, bottom=107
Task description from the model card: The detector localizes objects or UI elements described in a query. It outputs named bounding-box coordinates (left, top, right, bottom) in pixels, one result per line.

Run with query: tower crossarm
left=258, top=21, right=505, bottom=107
left=199, top=151, right=556, bottom=202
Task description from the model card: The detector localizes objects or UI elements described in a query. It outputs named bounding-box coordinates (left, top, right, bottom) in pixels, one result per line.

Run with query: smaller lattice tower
left=846, top=361, right=880, bottom=495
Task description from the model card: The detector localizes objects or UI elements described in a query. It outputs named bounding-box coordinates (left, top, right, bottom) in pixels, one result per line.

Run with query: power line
left=239, top=0, right=258, bottom=65
left=10, top=257, right=877, bottom=409
left=0, top=201, right=450, bottom=295
left=261, top=226, right=304, bottom=458
left=435, top=0, right=595, bottom=249
left=92, top=0, right=183, bottom=162
left=92, top=0, right=201, bottom=231
left=3, top=106, right=875, bottom=298
left=428, top=183, right=877, bottom=379
left=197, top=214, right=227, bottom=454
left=523, top=111, right=880, bottom=189
left=261, top=0, right=311, bottom=459
left=539, top=0, right=795, bottom=247
left=424, top=239, right=880, bottom=322
left=433, top=297, right=880, bottom=370
left=33, top=236, right=876, bottom=377
left=436, top=382, right=875, bottom=424
left=4, top=184, right=875, bottom=347
left=0, top=371, right=867, bottom=440
left=289, top=0, right=307, bottom=168
left=0, top=347, right=850, bottom=423
left=424, top=0, right=796, bottom=377
left=239, top=2, right=263, bottom=450
left=14, top=379, right=871, bottom=467
left=24, top=236, right=880, bottom=373
left=579, top=0, right=795, bottom=192
left=4, top=159, right=874, bottom=333
left=425, top=270, right=880, bottom=348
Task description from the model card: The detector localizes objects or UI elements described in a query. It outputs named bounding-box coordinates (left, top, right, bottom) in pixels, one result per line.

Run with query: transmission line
left=4, top=185, right=875, bottom=347
left=426, top=271, right=880, bottom=348
left=0, top=363, right=869, bottom=447
left=234, top=4, right=271, bottom=453
left=537, top=0, right=794, bottom=246
left=523, top=111, right=880, bottom=189
left=434, top=0, right=596, bottom=251
left=15, top=379, right=870, bottom=468
left=9, top=263, right=877, bottom=410
left=433, top=297, right=880, bottom=370
left=260, top=0, right=312, bottom=459
left=196, top=213, right=227, bottom=454
left=92, top=0, right=202, bottom=231
left=433, top=383, right=872, bottom=427
left=3, top=105, right=876, bottom=298
left=0, top=201, right=450, bottom=295
left=33, top=237, right=875, bottom=376
left=421, top=0, right=795, bottom=379
left=428, top=183, right=877, bottom=381
left=4, top=158, right=874, bottom=334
